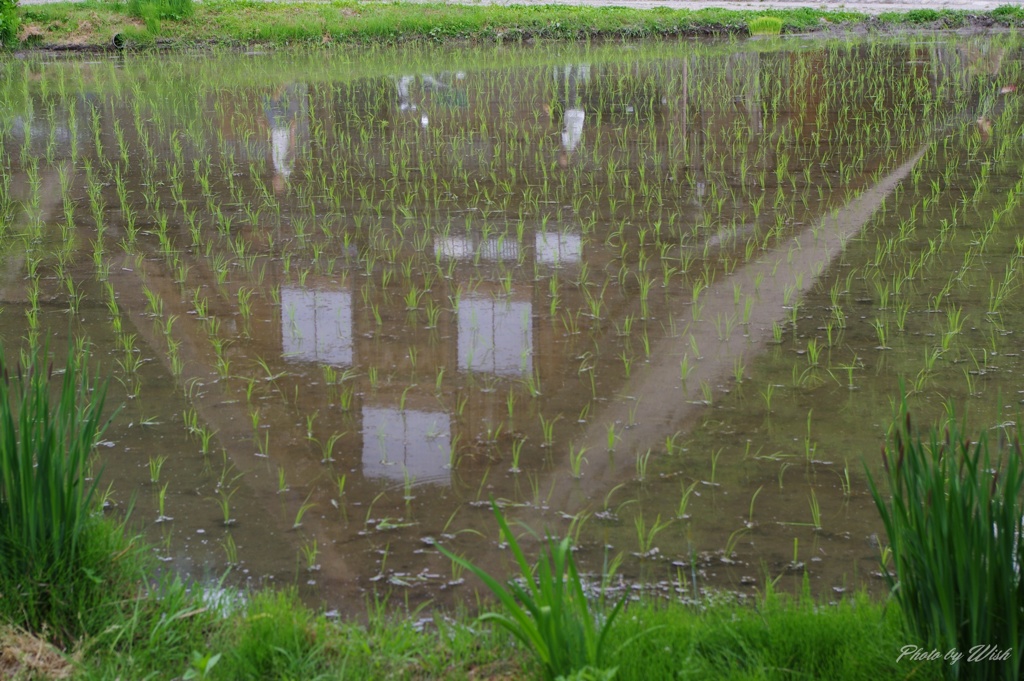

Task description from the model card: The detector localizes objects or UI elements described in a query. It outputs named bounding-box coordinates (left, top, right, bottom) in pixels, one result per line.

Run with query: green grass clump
left=0, top=0, right=18, bottom=47
left=219, top=589, right=332, bottom=679
left=747, top=16, right=783, bottom=37
left=993, top=4, right=1024, bottom=25
left=440, top=501, right=628, bottom=681
left=868, top=399, right=1024, bottom=680
left=0, top=346, right=136, bottom=646
left=127, top=0, right=194, bottom=33
left=606, top=585, right=941, bottom=680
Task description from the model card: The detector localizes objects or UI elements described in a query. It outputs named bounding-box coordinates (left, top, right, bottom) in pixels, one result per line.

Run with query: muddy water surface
left=1, top=35, right=1023, bottom=614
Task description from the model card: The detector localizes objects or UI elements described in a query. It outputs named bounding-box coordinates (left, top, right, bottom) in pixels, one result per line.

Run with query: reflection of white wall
left=435, top=237, right=519, bottom=262
left=281, top=287, right=353, bottom=365
left=535, top=231, right=582, bottom=266
left=362, top=407, right=451, bottom=481
left=458, top=296, right=532, bottom=376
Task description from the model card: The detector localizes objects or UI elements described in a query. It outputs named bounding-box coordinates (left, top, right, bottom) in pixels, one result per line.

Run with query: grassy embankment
left=5, top=1, right=1024, bottom=50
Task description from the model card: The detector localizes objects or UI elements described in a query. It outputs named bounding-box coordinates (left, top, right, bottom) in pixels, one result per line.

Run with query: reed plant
left=867, top=398, right=1024, bottom=680
left=439, top=501, right=628, bottom=681
left=0, top=345, right=131, bottom=645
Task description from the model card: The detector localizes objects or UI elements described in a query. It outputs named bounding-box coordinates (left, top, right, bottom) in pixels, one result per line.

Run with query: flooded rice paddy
left=1, top=34, right=1023, bottom=613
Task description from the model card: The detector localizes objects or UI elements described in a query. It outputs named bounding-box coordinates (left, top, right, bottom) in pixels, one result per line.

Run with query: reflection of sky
left=362, top=407, right=451, bottom=481
left=535, top=231, right=581, bottom=266
left=434, top=236, right=519, bottom=262
left=281, top=287, right=353, bottom=365
left=458, top=296, right=532, bottom=376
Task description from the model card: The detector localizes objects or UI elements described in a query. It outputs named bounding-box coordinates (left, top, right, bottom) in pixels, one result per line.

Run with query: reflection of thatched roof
left=0, top=626, right=73, bottom=680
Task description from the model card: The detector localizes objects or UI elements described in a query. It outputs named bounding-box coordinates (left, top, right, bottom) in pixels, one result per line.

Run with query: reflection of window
left=435, top=236, right=474, bottom=260
left=435, top=237, right=519, bottom=262
left=362, top=407, right=451, bottom=482
left=535, top=231, right=582, bottom=266
left=561, top=109, right=585, bottom=152
left=458, top=296, right=532, bottom=376
left=281, top=287, right=352, bottom=365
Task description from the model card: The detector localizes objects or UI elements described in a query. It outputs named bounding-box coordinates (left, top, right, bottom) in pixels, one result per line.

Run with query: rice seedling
left=216, top=487, right=237, bottom=526
left=509, top=437, right=525, bottom=474
left=539, top=413, right=559, bottom=448
left=635, top=449, right=651, bottom=482
left=568, top=443, right=588, bottom=479
left=808, top=489, right=822, bottom=530
left=292, top=493, right=316, bottom=530
left=222, top=533, right=238, bottom=567
left=679, top=354, right=694, bottom=389
left=633, top=513, right=672, bottom=557
left=155, top=483, right=172, bottom=523
left=677, top=480, right=699, bottom=520
left=149, top=455, right=167, bottom=484
left=301, top=538, right=320, bottom=572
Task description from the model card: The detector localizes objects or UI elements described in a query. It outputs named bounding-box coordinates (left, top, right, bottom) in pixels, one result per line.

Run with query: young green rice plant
left=568, top=443, right=588, bottom=479
left=760, top=383, right=777, bottom=413
left=301, top=538, right=320, bottom=572
left=605, top=423, right=619, bottom=453
left=509, top=437, right=525, bottom=474
left=635, top=449, right=652, bottom=482
left=839, top=459, right=852, bottom=498
left=0, top=346, right=123, bottom=642
left=149, top=455, right=167, bottom=484
left=539, top=413, right=559, bottom=448
left=255, top=430, right=270, bottom=458
left=895, top=298, right=911, bottom=332
left=618, top=351, right=633, bottom=379
left=216, top=487, right=237, bottom=526
left=677, top=480, right=699, bottom=520
left=700, top=380, right=713, bottom=406
left=155, top=483, right=171, bottom=523
left=437, top=502, right=630, bottom=681
left=872, top=318, right=889, bottom=350
left=197, top=426, right=217, bottom=456
left=808, top=489, right=822, bottom=530
left=679, top=354, right=694, bottom=389
left=292, top=493, right=316, bottom=530
left=707, top=447, right=723, bottom=486
left=311, top=431, right=345, bottom=464
left=745, top=16, right=782, bottom=36
left=222, top=533, right=238, bottom=567
left=804, top=409, right=816, bottom=460
left=867, top=399, right=1024, bottom=680
left=633, top=513, right=672, bottom=557
left=724, top=527, right=749, bottom=561
left=733, top=357, right=745, bottom=384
